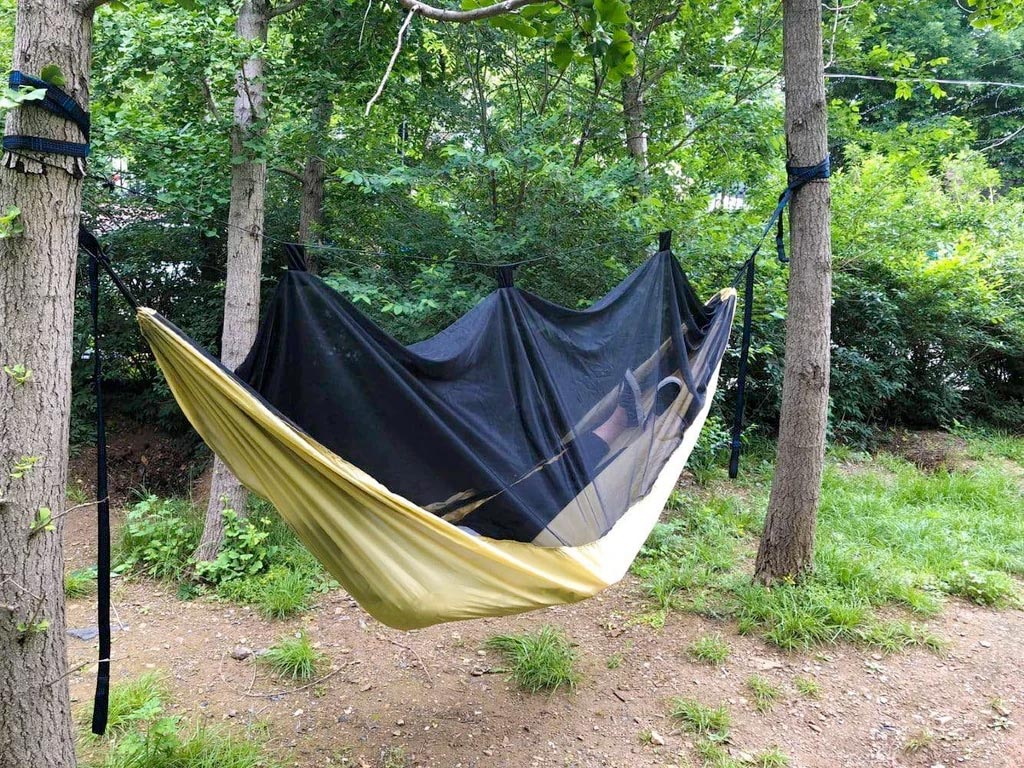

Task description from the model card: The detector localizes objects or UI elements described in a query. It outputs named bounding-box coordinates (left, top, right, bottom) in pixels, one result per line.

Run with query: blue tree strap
left=1, top=135, right=90, bottom=158
left=3, top=71, right=91, bottom=158
left=775, top=157, right=831, bottom=263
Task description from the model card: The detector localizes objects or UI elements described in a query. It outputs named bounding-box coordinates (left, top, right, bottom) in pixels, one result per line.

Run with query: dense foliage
left=6, top=0, right=1018, bottom=445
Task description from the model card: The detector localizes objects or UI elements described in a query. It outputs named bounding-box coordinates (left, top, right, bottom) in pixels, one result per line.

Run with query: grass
left=79, top=672, right=169, bottom=737
left=260, top=631, right=325, bottom=681
left=484, top=625, right=580, bottom=693
left=634, top=438, right=1024, bottom=651
left=687, top=634, right=730, bottom=665
left=793, top=675, right=821, bottom=698
left=755, top=747, right=791, bottom=767
left=669, top=697, right=730, bottom=741
left=903, top=728, right=935, bottom=754
left=254, top=569, right=313, bottom=619
left=66, top=566, right=98, bottom=598
left=746, top=675, right=781, bottom=713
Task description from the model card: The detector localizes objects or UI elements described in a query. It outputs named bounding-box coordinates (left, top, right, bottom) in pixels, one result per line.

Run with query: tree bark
left=297, top=98, right=332, bottom=274
left=0, top=1, right=91, bottom=764
left=753, top=0, right=832, bottom=584
left=621, top=69, right=648, bottom=180
left=195, top=0, right=270, bottom=563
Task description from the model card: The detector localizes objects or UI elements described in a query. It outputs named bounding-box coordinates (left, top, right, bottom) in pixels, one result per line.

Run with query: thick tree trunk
left=753, top=0, right=832, bottom=584
left=297, top=99, right=332, bottom=274
left=195, top=0, right=269, bottom=564
left=0, top=1, right=91, bottom=764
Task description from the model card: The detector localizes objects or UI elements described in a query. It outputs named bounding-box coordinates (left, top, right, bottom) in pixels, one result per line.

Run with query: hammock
left=133, top=248, right=736, bottom=630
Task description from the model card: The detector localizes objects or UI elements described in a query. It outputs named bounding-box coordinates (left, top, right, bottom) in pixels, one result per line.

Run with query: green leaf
left=552, top=38, right=574, bottom=71
left=39, top=64, right=66, bottom=87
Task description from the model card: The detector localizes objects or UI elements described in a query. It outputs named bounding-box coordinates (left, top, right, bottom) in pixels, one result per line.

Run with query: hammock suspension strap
left=2, top=71, right=91, bottom=158
left=727, top=156, right=831, bottom=478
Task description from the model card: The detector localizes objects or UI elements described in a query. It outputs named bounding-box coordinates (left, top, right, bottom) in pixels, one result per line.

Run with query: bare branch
left=398, top=0, right=546, bottom=23
left=271, top=166, right=304, bottom=182
left=365, top=9, right=416, bottom=116
left=267, top=0, right=309, bottom=19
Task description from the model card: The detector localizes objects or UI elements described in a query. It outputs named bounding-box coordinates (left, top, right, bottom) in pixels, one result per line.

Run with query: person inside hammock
left=439, top=369, right=686, bottom=543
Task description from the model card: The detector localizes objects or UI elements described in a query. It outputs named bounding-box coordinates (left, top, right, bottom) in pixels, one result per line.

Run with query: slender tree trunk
left=753, top=0, right=832, bottom=584
left=0, top=2, right=92, bottom=764
left=298, top=99, right=332, bottom=274
left=195, top=0, right=270, bottom=563
left=621, top=71, right=648, bottom=182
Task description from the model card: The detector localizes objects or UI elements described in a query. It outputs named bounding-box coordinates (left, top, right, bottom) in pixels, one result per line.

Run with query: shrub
left=115, top=496, right=201, bottom=580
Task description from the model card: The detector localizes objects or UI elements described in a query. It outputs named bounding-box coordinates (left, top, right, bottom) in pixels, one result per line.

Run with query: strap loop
left=3, top=71, right=91, bottom=158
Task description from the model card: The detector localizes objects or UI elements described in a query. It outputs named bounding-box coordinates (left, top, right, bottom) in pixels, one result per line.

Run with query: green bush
left=194, top=510, right=277, bottom=585
left=115, top=496, right=201, bottom=580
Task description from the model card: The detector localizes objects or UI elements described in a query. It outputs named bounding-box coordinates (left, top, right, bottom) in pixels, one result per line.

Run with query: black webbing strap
left=727, top=156, right=830, bottom=477
left=78, top=225, right=141, bottom=736
left=2, top=72, right=91, bottom=158
left=86, top=240, right=110, bottom=736
left=728, top=257, right=755, bottom=479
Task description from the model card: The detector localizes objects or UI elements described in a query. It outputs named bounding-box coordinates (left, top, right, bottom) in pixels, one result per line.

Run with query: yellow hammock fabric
left=138, top=289, right=736, bottom=630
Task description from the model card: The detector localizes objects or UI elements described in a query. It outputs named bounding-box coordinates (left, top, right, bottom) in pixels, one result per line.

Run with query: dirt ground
left=63, top=436, right=1024, bottom=768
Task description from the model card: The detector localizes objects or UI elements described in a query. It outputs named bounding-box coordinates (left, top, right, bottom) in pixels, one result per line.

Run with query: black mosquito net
left=236, top=250, right=736, bottom=546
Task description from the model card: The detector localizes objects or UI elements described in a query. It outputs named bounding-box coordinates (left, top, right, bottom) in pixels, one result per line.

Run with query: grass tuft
left=260, top=631, right=325, bottom=681
left=485, top=626, right=580, bottom=693
left=687, top=634, right=730, bottom=665
left=755, top=746, right=791, bottom=767
left=746, top=675, right=782, bottom=712
left=794, top=675, right=821, bottom=699
left=66, top=566, right=98, bottom=598
left=668, top=697, right=730, bottom=741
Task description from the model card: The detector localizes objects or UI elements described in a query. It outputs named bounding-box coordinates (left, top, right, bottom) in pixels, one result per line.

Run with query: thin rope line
left=825, top=72, right=1024, bottom=90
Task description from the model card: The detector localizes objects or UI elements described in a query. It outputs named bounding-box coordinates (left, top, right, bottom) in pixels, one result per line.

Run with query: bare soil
left=62, top=432, right=1024, bottom=768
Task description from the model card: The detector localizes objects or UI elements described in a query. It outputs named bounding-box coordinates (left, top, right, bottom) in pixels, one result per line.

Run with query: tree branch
left=398, top=0, right=546, bottom=23
left=365, top=9, right=416, bottom=115
left=271, top=166, right=304, bottom=182
left=267, top=0, right=309, bottom=19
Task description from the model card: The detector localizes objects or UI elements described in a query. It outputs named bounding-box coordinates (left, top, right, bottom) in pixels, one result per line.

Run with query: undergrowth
left=484, top=625, right=580, bottom=693
left=114, top=494, right=330, bottom=618
left=634, top=438, right=1024, bottom=651
left=77, top=672, right=276, bottom=768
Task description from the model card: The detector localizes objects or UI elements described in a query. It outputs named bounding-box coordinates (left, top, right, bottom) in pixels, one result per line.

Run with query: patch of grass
left=694, top=738, right=740, bottom=767
left=794, top=675, right=821, bottom=698
left=256, top=569, right=313, bottom=618
left=485, top=625, right=580, bottom=693
left=669, top=697, right=730, bottom=742
left=96, top=718, right=274, bottom=768
left=903, top=728, right=935, bottom=754
left=755, top=746, right=790, bottom=768
left=606, top=652, right=624, bottom=669
left=637, top=447, right=1024, bottom=651
left=687, top=634, right=730, bottom=665
left=66, top=566, right=97, bottom=598
left=378, top=745, right=409, bottom=768
left=80, top=672, right=168, bottom=737
left=746, top=675, right=781, bottom=713
left=260, top=631, right=325, bottom=681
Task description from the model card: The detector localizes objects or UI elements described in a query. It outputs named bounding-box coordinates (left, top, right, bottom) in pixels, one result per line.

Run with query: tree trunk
left=195, top=0, right=269, bottom=564
left=621, top=71, right=648, bottom=181
left=753, top=0, right=832, bottom=584
left=0, top=2, right=92, bottom=764
left=297, top=99, right=331, bottom=274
